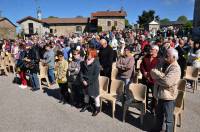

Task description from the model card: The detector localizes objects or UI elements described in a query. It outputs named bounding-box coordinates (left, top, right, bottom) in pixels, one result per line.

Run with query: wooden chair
left=111, top=68, right=118, bottom=81
left=183, top=66, right=199, bottom=93
left=37, top=62, right=50, bottom=89
left=100, top=79, right=124, bottom=118
left=173, top=88, right=186, bottom=132
left=7, top=53, right=16, bottom=74
left=122, top=83, right=147, bottom=125
left=0, top=59, right=8, bottom=75
left=99, top=76, right=109, bottom=96
left=177, top=79, right=187, bottom=110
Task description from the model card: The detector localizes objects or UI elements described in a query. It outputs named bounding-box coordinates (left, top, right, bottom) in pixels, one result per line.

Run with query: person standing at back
left=98, top=39, right=114, bottom=78
left=175, top=39, right=187, bottom=78
left=116, top=46, right=135, bottom=99
left=41, top=43, right=55, bottom=85
left=55, top=51, right=69, bottom=104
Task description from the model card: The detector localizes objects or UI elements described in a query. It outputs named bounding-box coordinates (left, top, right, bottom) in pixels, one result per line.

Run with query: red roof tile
left=91, top=10, right=127, bottom=17
left=17, top=16, right=43, bottom=24
left=41, top=18, right=89, bottom=24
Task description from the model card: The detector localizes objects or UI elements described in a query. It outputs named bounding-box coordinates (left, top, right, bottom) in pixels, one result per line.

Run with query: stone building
left=17, top=10, right=127, bottom=36
left=17, top=16, right=89, bottom=36
left=0, top=17, right=16, bottom=39
left=42, top=17, right=89, bottom=35
left=149, top=20, right=160, bottom=31
left=91, top=10, right=127, bottom=31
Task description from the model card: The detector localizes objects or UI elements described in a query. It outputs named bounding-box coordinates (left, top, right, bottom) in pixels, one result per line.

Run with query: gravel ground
left=0, top=73, right=199, bottom=132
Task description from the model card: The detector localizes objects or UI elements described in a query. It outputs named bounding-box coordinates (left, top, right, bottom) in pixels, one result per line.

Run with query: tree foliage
left=137, top=10, right=160, bottom=28
left=48, top=16, right=58, bottom=18
left=177, top=16, right=188, bottom=24
left=184, top=21, right=193, bottom=29
left=125, top=19, right=133, bottom=29
left=76, top=16, right=84, bottom=18
left=160, top=18, right=170, bottom=25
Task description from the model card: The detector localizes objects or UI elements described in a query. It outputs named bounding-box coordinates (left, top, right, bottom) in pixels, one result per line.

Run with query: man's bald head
left=100, top=39, right=107, bottom=48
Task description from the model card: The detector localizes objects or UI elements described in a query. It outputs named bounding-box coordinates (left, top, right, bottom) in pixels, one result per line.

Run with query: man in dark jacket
left=98, top=39, right=114, bottom=78
left=26, top=43, right=40, bottom=91
left=175, top=39, right=187, bottom=78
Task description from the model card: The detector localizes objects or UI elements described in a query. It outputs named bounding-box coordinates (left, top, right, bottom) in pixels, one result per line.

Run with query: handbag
left=24, top=61, right=35, bottom=70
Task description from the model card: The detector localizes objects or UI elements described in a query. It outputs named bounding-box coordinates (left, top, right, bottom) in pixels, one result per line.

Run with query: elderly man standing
left=150, top=48, right=181, bottom=132
left=98, top=39, right=114, bottom=78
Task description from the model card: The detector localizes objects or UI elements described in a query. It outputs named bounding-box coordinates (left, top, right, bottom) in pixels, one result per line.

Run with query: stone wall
left=49, top=24, right=86, bottom=36
left=97, top=18, right=125, bottom=31
left=0, top=19, right=16, bottom=39
left=149, top=24, right=160, bottom=31
left=20, top=20, right=49, bottom=36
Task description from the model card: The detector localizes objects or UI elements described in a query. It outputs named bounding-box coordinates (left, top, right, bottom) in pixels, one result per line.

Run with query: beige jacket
left=55, top=60, right=68, bottom=83
left=150, top=61, right=181, bottom=100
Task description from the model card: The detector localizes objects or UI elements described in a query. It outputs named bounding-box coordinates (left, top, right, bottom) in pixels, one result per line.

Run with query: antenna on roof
left=34, top=0, right=42, bottom=20
left=120, top=0, right=124, bottom=11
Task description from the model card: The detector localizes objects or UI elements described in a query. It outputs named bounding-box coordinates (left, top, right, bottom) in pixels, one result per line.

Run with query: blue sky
left=0, top=0, right=195, bottom=25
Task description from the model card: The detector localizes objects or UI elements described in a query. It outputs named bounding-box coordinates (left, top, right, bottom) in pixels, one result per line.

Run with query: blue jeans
left=155, top=99, right=175, bottom=132
left=117, top=77, right=130, bottom=94
left=29, top=72, right=40, bottom=89
left=48, top=68, right=55, bottom=83
left=117, top=77, right=132, bottom=102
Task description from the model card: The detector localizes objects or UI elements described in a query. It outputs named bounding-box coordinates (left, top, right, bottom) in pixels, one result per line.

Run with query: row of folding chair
left=183, top=66, right=199, bottom=93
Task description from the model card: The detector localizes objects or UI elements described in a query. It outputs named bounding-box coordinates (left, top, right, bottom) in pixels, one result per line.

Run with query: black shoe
left=80, top=104, right=89, bottom=112
left=62, top=100, right=67, bottom=105
left=31, top=88, right=39, bottom=92
left=74, top=103, right=83, bottom=108
left=92, top=107, right=100, bottom=116
left=58, top=100, right=63, bottom=103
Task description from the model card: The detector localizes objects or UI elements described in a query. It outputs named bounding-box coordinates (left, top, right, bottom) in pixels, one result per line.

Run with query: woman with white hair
left=140, top=44, right=161, bottom=113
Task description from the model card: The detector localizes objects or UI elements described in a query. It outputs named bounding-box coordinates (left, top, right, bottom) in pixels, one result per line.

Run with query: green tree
left=125, top=19, right=133, bottom=29
left=184, top=21, right=193, bottom=29
left=160, top=18, right=170, bottom=25
left=137, top=10, right=160, bottom=28
left=177, top=16, right=188, bottom=24
left=125, top=19, right=129, bottom=27
left=76, top=16, right=84, bottom=18
left=48, top=16, right=58, bottom=18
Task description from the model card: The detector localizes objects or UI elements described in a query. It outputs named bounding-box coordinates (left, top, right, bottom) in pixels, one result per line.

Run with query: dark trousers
left=58, top=83, right=69, bottom=101
left=29, top=72, right=40, bottom=89
left=142, top=78, right=155, bottom=111
left=155, top=99, right=175, bottom=132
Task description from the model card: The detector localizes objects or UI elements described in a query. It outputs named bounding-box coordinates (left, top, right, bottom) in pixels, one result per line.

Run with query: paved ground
left=0, top=73, right=199, bottom=132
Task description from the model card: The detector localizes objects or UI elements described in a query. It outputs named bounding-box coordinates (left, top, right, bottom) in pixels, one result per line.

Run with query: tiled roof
left=91, top=10, right=127, bottom=17
left=17, top=16, right=89, bottom=24
left=0, top=17, right=17, bottom=27
left=41, top=18, right=89, bottom=24
left=17, top=16, right=43, bottom=24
